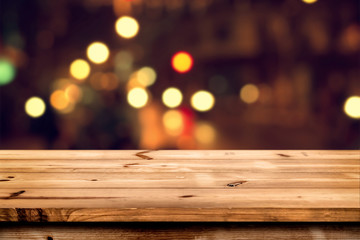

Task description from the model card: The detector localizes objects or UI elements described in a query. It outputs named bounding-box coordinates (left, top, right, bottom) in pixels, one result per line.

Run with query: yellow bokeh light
left=344, top=96, right=360, bottom=119
left=195, top=122, right=216, bottom=145
left=126, top=73, right=143, bottom=91
left=87, top=42, right=109, bottom=64
left=162, top=87, right=183, bottom=108
left=64, top=84, right=82, bottom=103
left=191, top=90, right=215, bottom=112
left=302, top=0, right=317, bottom=4
left=50, top=90, right=70, bottom=110
left=240, top=84, right=260, bottom=104
left=171, top=51, right=193, bottom=73
left=162, top=110, right=184, bottom=136
left=127, top=87, right=148, bottom=108
left=25, top=97, right=46, bottom=118
left=137, top=67, right=157, bottom=87
left=115, top=16, right=139, bottom=39
left=69, top=59, right=90, bottom=80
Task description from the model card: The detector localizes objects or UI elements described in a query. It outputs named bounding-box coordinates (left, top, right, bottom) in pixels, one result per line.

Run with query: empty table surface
left=0, top=150, right=359, bottom=222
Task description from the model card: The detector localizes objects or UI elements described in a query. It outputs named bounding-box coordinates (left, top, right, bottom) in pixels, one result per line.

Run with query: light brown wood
left=0, top=172, right=358, bottom=189
left=0, top=150, right=358, bottom=159
left=0, top=150, right=359, bottom=222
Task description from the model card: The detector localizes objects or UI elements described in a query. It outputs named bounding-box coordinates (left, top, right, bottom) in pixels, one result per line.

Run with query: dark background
left=0, top=0, right=359, bottom=150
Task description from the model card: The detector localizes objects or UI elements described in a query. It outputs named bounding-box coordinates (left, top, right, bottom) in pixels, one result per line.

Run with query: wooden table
left=0, top=150, right=359, bottom=239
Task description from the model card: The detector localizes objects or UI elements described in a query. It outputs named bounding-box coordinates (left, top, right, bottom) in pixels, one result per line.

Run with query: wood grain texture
left=0, top=222, right=359, bottom=240
left=0, top=150, right=359, bottom=222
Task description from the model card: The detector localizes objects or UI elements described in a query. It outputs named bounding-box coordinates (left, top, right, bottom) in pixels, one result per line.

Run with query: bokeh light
left=195, top=122, right=216, bottom=145
left=171, top=51, right=193, bottom=73
left=50, top=90, right=70, bottom=110
left=302, top=0, right=317, bottom=4
left=127, top=87, right=148, bottom=108
left=162, top=109, right=184, bottom=136
left=52, top=78, right=71, bottom=91
left=162, top=87, right=183, bottom=108
left=101, top=73, right=119, bottom=90
left=126, top=73, right=144, bottom=91
left=191, top=90, right=215, bottom=112
left=25, top=97, right=46, bottom=118
left=344, top=96, right=360, bottom=119
left=91, top=72, right=119, bottom=91
left=240, top=84, right=260, bottom=104
left=86, top=42, right=110, bottom=64
left=115, top=50, right=133, bottom=71
left=137, top=67, right=157, bottom=87
left=0, top=59, right=16, bottom=86
left=70, top=59, right=90, bottom=80
left=115, top=16, right=139, bottom=39
left=64, top=84, right=82, bottom=103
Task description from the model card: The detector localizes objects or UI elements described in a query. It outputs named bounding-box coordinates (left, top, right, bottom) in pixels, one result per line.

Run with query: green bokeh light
left=0, top=59, right=16, bottom=86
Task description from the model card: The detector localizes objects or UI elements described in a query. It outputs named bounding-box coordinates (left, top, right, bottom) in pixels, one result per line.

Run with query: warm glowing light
left=25, top=97, right=46, bottom=118
left=195, top=122, right=216, bottom=145
left=101, top=73, right=119, bottom=90
left=50, top=90, right=70, bottom=110
left=87, top=42, right=109, bottom=64
left=191, top=90, right=215, bottom=112
left=65, top=84, right=82, bottom=103
left=176, top=135, right=196, bottom=149
left=115, top=50, right=133, bottom=71
left=137, top=67, right=157, bottom=86
left=302, top=0, right=317, bottom=4
left=91, top=72, right=119, bottom=91
left=344, top=96, right=360, bottom=119
left=171, top=51, right=193, bottom=73
left=162, top=110, right=183, bottom=136
left=240, top=84, right=259, bottom=104
left=162, top=87, right=183, bottom=108
left=0, top=59, right=15, bottom=86
left=52, top=78, right=71, bottom=91
left=126, top=73, right=144, bottom=91
left=70, top=59, right=90, bottom=80
left=115, top=16, right=139, bottom=39
left=127, top=87, right=148, bottom=108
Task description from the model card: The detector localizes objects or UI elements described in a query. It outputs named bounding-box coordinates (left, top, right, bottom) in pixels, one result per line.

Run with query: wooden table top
left=0, top=150, right=359, bottom=222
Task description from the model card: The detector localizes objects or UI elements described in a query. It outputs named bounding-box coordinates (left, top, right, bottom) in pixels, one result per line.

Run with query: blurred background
left=0, top=0, right=359, bottom=150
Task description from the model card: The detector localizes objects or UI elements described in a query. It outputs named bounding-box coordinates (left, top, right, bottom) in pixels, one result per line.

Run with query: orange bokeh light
left=171, top=51, right=193, bottom=73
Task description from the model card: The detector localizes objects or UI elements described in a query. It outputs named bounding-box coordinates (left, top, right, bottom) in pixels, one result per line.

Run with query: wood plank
left=0, top=172, right=358, bottom=189
left=0, top=150, right=358, bottom=222
left=0, top=188, right=358, bottom=208
left=0, top=150, right=358, bottom=160
left=0, top=208, right=359, bottom=222
left=1, top=222, right=359, bottom=239
left=0, top=159, right=358, bottom=173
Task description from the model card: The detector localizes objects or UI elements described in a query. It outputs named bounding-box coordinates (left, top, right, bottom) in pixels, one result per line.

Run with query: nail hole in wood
left=179, top=195, right=195, bottom=198
left=8, top=190, right=25, bottom=199
left=47, top=237, right=53, bottom=240
left=227, top=181, right=247, bottom=187
left=277, top=154, right=290, bottom=157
